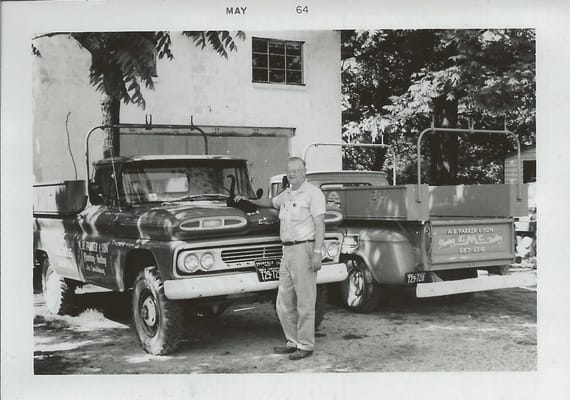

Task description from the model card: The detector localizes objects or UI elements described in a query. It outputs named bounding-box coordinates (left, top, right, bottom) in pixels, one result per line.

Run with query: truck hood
left=134, top=201, right=280, bottom=240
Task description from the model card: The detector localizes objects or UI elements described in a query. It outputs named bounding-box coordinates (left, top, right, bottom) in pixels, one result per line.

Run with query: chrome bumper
left=164, top=262, right=348, bottom=300
left=416, top=270, right=537, bottom=298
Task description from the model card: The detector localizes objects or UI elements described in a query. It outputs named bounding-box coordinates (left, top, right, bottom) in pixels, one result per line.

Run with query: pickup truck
left=269, top=127, right=537, bottom=312
left=33, top=123, right=346, bottom=355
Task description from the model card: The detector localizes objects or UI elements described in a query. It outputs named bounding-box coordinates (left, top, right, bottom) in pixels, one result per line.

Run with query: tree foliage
left=342, top=29, right=535, bottom=184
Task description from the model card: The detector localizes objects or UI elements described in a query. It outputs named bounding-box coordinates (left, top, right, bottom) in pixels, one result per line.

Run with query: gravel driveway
left=34, top=282, right=537, bottom=374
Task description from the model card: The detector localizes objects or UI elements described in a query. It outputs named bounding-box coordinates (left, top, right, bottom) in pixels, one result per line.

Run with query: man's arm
left=310, top=214, right=325, bottom=272
left=233, top=195, right=275, bottom=208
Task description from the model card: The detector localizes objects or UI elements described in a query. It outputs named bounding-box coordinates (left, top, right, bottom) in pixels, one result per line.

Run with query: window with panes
left=252, top=37, right=304, bottom=85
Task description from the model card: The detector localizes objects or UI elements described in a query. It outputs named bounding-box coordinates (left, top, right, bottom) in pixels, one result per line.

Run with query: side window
left=523, top=160, right=536, bottom=183
left=95, top=168, right=120, bottom=207
left=252, top=37, right=304, bottom=85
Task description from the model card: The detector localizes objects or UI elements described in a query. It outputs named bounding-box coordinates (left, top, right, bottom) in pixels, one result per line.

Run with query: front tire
left=42, top=261, right=76, bottom=315
left=132, top=267, right=183, bottom=355
left=340, top=258, right=381, bottom=313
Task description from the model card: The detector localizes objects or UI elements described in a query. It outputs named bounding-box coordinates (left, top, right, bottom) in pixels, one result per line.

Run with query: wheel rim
left=346, top=263, right=365, bottom=307
left=44, top=269, right=60, bottom=311
left=138, top=290, right=159, bottom=337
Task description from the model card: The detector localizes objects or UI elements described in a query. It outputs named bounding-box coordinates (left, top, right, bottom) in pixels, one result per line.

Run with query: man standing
left=235, top=157, right=326, bottom=360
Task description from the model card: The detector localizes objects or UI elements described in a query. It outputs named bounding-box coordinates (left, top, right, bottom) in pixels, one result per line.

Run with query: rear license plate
left=406, top=272, right=428, bottom=284
left=254, top=259, right=281, bottom=282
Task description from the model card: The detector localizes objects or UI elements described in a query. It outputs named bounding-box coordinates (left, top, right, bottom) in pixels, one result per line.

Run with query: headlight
left=326, top=241, right=340, bottom=259
left=178, top=253, right=200, bottom=273
left=200, top=252, right=215, bottom=270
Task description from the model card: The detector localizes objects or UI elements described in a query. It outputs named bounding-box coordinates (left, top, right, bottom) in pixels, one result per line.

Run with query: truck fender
left=344, top=224, right=422, bottom=285
left=123, top=249, right=159, bottom=291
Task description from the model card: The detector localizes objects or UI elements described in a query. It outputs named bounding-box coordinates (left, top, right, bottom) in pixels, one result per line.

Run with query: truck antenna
left=65, top=111, right=78, bottom=180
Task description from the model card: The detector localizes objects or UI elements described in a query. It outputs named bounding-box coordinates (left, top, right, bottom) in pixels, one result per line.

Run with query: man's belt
left=281, top=239, right=315, bottom=246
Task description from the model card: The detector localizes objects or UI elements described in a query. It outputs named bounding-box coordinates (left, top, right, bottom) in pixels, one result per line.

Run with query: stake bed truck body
left=269, top=130, right=537, bottom=312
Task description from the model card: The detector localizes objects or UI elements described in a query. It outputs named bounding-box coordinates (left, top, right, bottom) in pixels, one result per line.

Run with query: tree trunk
left=429, top=95, right=458, bottom=185
left=101, top=93, right=120, bottom=159
left=372, top=139, right=386, bottom=172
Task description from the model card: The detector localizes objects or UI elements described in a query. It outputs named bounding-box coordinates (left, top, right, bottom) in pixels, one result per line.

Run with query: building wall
left=504, top=146, right=536, bottom=184
left=32, top=31, right=342, bottom=188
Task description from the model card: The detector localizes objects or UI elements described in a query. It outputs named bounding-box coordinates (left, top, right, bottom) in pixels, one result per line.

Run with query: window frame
left=251, top=37, right=305, bottom=86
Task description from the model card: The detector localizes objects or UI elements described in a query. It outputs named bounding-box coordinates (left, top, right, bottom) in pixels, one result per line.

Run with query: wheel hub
left=350, top=271, right=364, bottom=296
left=141, top=296, right=158, bottom=327
left=347, top=269, right=364, bottom=306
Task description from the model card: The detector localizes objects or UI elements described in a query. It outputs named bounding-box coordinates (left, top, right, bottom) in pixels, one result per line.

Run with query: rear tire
left=132, top=267, right=183, bottom=355
left=340, top=258, right=381, bottom=313
left=42, top=261, right=76, bottom=315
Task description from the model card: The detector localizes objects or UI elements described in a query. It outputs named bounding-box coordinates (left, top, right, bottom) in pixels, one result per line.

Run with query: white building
left=32, top=31, right=342, bottom=190
left=504, top=144, right=536, bottom=208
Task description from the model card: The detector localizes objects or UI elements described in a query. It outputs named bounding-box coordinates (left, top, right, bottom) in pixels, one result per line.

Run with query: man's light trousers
left=276, top=242, right=317, bottom=351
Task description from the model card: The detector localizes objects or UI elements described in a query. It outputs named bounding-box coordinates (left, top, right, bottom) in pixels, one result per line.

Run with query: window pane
left=252, top=38, right=268, bottom=53
left=252, top=68, right=268, bottom=82
left=286, top=55, right=301, bottom=70
left=286, top=70, right=302, bottom=84
left=252, top=53, right=268, bottom=68
left=286, top=42, right=302, bottom=56
left=269, top=69, right=285, bottom=83
left=268, top=41, right=285, bottom=55
left=269, top=54, right=285, bottom=69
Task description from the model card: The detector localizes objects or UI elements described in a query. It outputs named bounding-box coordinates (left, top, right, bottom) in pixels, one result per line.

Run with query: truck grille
left=221, top=244, right=283, bottom=264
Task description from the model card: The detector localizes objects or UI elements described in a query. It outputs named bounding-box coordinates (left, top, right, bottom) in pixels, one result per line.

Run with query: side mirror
left=256, top=188, right=264, bottom=199
left=88, top=182, right=104, bottom=205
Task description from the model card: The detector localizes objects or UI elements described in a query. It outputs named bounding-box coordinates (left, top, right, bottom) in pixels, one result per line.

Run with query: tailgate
left=430, top=218, right=515, bottom=269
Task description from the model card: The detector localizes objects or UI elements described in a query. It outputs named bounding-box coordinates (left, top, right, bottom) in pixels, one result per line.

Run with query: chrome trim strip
left=179, top=216, right=248, bottom=231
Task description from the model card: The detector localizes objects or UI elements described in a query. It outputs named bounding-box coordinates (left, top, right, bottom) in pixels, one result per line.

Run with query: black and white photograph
left=2, top=1, right=569, bottom=400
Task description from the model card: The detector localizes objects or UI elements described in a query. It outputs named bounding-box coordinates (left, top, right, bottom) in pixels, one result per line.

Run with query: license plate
left=406, top=272, right=427, bottom=284
left=254, top=259, right=281, bottom=282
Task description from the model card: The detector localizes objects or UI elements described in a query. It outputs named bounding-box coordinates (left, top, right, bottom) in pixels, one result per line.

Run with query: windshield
left=121, top=161, right=256, bottom=204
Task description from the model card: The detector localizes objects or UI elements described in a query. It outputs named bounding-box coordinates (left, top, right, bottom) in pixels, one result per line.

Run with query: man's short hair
left=288, top=157, right=306, bottom=168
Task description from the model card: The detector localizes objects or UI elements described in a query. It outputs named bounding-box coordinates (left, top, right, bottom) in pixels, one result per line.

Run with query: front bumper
left=164, top=262, right=348, bottom=300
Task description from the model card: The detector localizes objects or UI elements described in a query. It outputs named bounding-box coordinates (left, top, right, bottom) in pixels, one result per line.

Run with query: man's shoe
left=273, top=346, right=297, bottom=354
left=288, top=349, right=313, bottom=360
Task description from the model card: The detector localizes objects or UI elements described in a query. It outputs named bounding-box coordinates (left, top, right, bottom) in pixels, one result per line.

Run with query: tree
left=342, top=29, right=535, bottom=185
left=33, top=31, right=245, bottom=158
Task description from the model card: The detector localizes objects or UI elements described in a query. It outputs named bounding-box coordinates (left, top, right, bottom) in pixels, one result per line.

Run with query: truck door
left=78, top=167, right=120, bottom=289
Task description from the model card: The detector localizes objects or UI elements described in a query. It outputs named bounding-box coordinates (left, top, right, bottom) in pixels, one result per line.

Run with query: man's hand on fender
left=310, top=252, right=322, bottom=272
